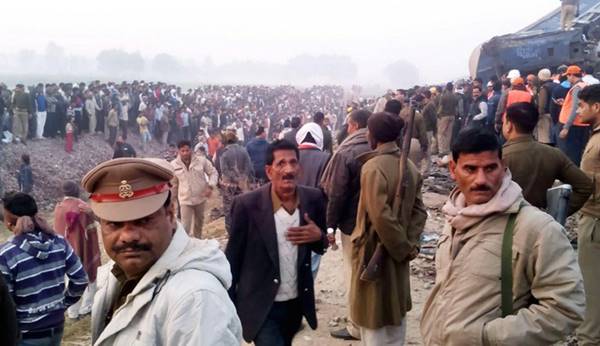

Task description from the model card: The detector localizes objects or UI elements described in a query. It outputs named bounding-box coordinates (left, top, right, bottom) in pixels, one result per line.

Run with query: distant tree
left=45, top=42, right=66, bottom=73
left=96, top=49, right=144, bottom=76
left=17, top=49, right=37, bottom=71
left=151, top=53, right=184, bottom=76
left=383, top=60, right=420, bottom=88
left=287, top=54, right=357, bottom=84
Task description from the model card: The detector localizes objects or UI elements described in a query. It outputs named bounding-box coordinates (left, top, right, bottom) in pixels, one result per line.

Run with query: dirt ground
left=0, top=135, right=577, bottom=345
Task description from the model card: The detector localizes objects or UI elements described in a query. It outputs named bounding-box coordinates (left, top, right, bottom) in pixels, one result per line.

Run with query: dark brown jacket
left=320, top=129, right=371, bottom=234
left=503, top=136, right=592, bottom=215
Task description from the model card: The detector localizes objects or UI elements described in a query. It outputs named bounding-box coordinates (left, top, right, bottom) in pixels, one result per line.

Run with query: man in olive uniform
left=502, top=102, right=592, bottom=215
left=11, top=84, right=31, bottom=144
left=575, top=84, right=600, bottom=345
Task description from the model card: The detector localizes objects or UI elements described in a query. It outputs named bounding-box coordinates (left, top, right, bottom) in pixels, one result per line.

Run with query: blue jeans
left=254, top=299, right=302, bottom=346
left=18, top=330, right=63, bottom=346
left=311, top=252, right=321, bottom=279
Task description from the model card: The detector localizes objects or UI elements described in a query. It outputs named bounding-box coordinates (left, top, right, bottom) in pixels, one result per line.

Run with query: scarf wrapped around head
left=296, top=123, right=324, bottom=150
left=442, top=170, right=523, bottom=231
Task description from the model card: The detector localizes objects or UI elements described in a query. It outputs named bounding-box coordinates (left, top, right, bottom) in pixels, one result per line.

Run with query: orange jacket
left=559, top=81, right=589, bottom=127
left=502, top=89, right=532, bottom=121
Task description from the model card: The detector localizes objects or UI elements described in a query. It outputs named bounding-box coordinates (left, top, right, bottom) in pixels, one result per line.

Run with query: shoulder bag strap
left=501, top=203, right=524, bottom=317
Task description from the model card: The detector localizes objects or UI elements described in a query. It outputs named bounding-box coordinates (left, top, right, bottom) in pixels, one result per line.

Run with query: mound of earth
left=0, top=133, right=169, bottom=210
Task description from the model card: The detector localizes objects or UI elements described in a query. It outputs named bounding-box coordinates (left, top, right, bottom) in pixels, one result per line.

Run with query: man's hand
left=203, top=187, right=213, bottom=198
left=559, top=128, right=569, bottom=139
left=327, top=232, right=336, bottom=247
left=286, top=213, right=323, bottom=245
left=494, top=123, right=502, bottom=134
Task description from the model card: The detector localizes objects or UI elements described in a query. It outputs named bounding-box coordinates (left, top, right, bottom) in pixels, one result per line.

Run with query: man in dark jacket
left=226, top=139, right=328, bottom=346
left=219, top=132, right=254, bottom=233
left=112, top=137, right=137, bottom=159
left=283, top=116, right=302, bottom=144
left=0, top=274, right=17, bottom=346
left=295, top=123, right=331, bottom=279
left=314, top=112, right=333, bottom=154
left=502, top=102, right=592, bottom=215
left=537, top=68, right=557, bottom=144
left=486, top=80, right=502, bottom=131
left=246, top=126, right=269, bottom=183
left=320, top=109, right=371, bottom=341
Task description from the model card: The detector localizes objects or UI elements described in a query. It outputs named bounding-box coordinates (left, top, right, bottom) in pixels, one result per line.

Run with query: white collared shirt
left=273, top=207, right=299, bottom=301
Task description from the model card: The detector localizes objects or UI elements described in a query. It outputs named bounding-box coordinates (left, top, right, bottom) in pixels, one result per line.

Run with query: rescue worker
left=559, top=65, right=589, bottom=166
left=494, top=77, right=532, bottom=133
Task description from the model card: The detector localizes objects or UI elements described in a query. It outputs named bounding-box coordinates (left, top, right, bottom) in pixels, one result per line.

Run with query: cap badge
left=118, top=180, right=134, bottom=199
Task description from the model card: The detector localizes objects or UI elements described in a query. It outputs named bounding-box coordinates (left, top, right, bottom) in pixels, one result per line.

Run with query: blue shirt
left=36, top=94, right=47, bottom=112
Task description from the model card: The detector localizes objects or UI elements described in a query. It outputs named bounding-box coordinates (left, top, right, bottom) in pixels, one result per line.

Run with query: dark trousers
left=557, top=123, right=590, bottom=166
left=222, top=185, right=243, bottom=234
left=44, top=112, right=56, bottom=137
left=254, top=299, right=302, bottom=346
left=119, top=120, right=128, bottom=140
left=108, top=126, right=117, bottom=146
left=74, top=109, right=83, bottom=136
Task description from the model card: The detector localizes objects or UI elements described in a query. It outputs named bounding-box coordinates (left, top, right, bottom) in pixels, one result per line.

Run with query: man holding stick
left=349, top=111, right=427, bottom=345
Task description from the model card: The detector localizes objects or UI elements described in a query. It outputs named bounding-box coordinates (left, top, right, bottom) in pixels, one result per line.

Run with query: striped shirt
left=0, top=230, right=88, bottom=337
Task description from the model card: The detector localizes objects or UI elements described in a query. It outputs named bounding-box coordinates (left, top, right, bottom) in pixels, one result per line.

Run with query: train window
left=547, top=48, right=554, bottom=57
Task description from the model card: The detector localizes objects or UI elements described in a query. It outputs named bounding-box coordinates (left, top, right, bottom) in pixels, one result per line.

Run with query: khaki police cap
left=82, top=158, right=174, bottom=222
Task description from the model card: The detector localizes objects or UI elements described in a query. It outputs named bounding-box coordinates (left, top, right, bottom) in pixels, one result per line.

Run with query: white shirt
left=273, top=207, right=299, bottom=301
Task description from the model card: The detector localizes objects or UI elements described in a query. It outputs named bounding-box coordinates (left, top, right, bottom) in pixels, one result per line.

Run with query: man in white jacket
left=82, top=157, right=241, bottom=346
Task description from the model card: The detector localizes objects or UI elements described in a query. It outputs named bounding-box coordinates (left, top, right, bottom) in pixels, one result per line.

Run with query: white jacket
left=91, top=224, right=242, bottom=346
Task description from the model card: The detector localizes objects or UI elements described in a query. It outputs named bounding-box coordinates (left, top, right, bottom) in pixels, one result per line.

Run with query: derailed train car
left=471, top=0, right=600, bottom=80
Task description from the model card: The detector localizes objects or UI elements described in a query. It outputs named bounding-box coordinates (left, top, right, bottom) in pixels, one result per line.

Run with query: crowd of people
left=0, top=60, right=599, bottom=346
left=0, top=82, right=343, bottom=151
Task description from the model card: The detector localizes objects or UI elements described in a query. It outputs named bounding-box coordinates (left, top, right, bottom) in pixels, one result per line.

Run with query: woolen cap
left=368, top=112, right=404, bottom=143
left=82, top=158, right=174, bottom=222
left=538, top=68, right=552, bottom=81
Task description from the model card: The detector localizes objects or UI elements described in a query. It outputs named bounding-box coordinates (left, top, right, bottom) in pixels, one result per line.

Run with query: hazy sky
left=3, top=0, right=559, bottom=84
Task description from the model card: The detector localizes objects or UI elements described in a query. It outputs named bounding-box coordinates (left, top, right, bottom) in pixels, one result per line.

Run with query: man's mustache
left=112, top=242, right=152, bottom=253
left=470, top=184, right=492, bottom=192
left=282, top=174, right=295, bottom=180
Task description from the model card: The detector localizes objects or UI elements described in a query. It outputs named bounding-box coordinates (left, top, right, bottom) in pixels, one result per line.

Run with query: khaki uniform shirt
left=503, top=136, right=591, bottom=215
left=581, top=124, right=600, bottom=217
